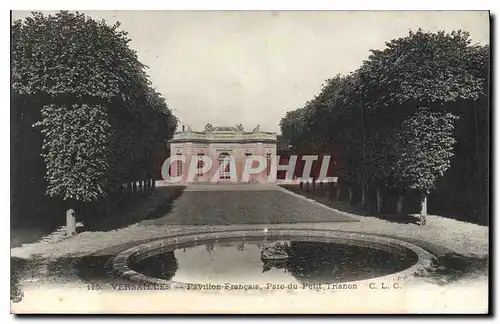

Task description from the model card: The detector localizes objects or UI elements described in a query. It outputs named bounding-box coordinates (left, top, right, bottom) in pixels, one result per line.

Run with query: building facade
left=168, top=124, right=278, bottom=183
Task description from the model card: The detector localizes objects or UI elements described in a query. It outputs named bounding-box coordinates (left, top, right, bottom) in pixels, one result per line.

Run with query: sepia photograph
left=10, top=9, right=490, bottom=314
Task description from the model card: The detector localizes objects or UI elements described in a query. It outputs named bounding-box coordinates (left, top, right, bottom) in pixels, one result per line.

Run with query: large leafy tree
left=431, top=44, right=490, bottom=224
left=279, top=108, right=309, bottom=152
left=279, top=29, right=488, bottom=223
left=360, top=29, right=483, bottom=108
left=316, top=73, right=366, bottom=187
left=358, top=29, right=485, bottom=219
left=36, top=104, right=111, bottom=202
left=12, top=11, right=177, bottom=233
left=394, top=108, right=458, bottom=196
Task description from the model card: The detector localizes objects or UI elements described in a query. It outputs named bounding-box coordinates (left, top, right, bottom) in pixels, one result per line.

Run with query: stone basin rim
left=112, top=229, right=436, bottom=288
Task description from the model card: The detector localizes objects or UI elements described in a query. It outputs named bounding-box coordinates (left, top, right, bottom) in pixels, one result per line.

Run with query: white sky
left=12, top=10, right=489, bottom=133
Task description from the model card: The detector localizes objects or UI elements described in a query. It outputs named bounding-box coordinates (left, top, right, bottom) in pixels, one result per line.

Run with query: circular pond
left=113, top=229, right=435, bottom=288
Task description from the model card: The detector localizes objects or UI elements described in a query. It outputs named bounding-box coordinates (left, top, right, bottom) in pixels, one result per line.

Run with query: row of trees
left=12, top=11, right=178, bottom=233
left=280, top=30, right=489, bottom=224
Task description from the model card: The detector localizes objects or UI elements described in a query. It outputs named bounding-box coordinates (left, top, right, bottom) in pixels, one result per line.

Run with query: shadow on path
left=83, top=186, right=186, bottom=232
left=140, top=189, right=357, bottom=226
left=279, top=185, right=425, bottom=225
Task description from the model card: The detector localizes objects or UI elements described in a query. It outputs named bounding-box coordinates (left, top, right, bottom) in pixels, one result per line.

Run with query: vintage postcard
left=10, top=10, right=490, bottom=314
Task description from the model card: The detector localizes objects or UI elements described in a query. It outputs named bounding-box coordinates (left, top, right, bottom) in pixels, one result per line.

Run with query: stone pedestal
left=66, top=208, right=76, bottom=236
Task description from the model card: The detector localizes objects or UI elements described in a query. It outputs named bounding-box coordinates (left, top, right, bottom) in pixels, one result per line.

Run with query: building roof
left=212, top=126, right=238, bottom=132
left=170, top=124, right=277, bottom=144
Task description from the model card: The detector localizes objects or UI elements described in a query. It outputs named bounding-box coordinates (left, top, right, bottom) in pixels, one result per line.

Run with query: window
left=244, top=152, right=252, bottom=170
left=218, top=153, right=231, bottom=179
left=266, top=153, right=272, bottom=175
left=176, top=153, right=183, bottom=177
left=196, top=153, right=204, bottom=177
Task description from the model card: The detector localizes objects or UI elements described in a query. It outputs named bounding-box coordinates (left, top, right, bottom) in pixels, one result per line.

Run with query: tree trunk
left=336, top=183, right=341, bottom=200
left=312, top=178, right=316, bottom=193
left=397, top=196, right=404, bottom=215
left=66, top=208, right=76, bottom=236
left=348, top=187, right=353, bottom=204
left=152, top=178, right=156, bottom=192
left=420, top=195, right=428, bottom=225
left=328, top=182, right=334, bottom=199
left=361, top=183, right=367, bottom=209
left=376, top=187, right=382, bottom=214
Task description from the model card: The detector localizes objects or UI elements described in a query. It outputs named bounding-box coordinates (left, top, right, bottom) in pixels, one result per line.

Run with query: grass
left=81, top=185, right=186, bottom=232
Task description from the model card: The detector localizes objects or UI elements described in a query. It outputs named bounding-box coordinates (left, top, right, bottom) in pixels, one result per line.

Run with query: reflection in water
left=262, top=260, right=288, bottom=273
left=285, top=242, right=415, bottom=283
left=131, top=251, right=179, bottom=281
left=130, top=238, right=418, bottom=285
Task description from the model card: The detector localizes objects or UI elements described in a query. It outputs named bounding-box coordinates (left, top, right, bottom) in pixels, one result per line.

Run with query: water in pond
left=130, top=237, right=418, bottom=285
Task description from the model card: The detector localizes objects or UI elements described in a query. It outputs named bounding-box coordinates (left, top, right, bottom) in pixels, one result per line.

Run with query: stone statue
left=236, top=124, right=244, bottom=131
left=205, top=123, right=213, bottom=131
left=261, top=241, right=289, bottom=260
left=252, top=124, right=261, bottom=132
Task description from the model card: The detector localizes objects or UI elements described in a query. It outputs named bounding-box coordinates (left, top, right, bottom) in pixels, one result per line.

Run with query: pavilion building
left=168, top=124, right=278, bottom=183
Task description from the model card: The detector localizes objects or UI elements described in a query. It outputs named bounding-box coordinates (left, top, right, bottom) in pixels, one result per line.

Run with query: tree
left=393, top=107, right=458, bottom=223
left=358, top=29, right=485, bottom=222
left=279, top=108, right=309, bottom=152
left=12, top=11, right=177, bottom=234
left=279, top=73, right=367, bottom=203
left=279, top=29, right=488, bottom=223
left=431, top=44, right=490, bottom=224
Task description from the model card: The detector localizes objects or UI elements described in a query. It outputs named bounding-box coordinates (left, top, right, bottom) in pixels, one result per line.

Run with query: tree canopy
left=12, top=11, right=178, bottom=204
left=279, top=29, right=489, bottom=215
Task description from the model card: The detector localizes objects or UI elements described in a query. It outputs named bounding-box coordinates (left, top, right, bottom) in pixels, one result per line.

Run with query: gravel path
left=139, top=189, right=356, bottom=226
